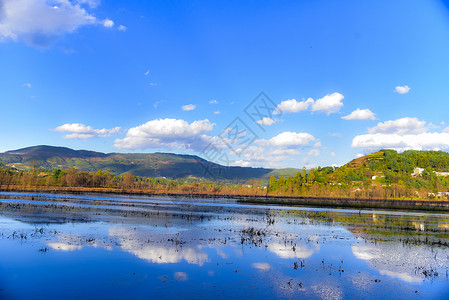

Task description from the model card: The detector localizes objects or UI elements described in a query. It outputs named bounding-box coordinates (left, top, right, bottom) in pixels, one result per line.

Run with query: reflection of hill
left=278, top=209, right=449, bottom=241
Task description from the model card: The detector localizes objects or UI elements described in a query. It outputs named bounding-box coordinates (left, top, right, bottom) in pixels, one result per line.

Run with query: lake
left=0, top=192, right=448, bottom=299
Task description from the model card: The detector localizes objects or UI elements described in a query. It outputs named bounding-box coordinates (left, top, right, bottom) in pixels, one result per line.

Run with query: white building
left=412, top=167, right=425, bottom=176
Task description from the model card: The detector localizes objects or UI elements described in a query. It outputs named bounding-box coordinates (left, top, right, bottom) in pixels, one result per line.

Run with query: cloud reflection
left=47, top=242, right=82, bottom=251
left=268, top=243, right=314, bottom=259
left=109, top=227, right=209, bottom=265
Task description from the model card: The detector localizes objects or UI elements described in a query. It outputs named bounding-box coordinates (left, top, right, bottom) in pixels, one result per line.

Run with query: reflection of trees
left=273, top=209, right=449, bottom=242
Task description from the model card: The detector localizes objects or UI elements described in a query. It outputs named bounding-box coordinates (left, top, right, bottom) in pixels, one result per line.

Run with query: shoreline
left=1, top=185, right=449, bottom=212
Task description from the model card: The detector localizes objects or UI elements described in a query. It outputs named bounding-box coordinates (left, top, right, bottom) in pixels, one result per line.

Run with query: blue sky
left=1, top=0, right=449, bottom=169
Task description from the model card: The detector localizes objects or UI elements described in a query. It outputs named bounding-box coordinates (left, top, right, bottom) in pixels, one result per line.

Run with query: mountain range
left=0, top=145, right=277, bottom=181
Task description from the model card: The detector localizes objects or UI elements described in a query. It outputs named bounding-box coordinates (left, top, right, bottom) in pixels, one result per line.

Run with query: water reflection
left=110, top=227, right=209, bottom=265
left=267, top=243, right=315, bottom=259
left=352, top=242, right=448, bottom=284
left=0, top=192, right=449, bottom=299
left=47, top=242, right=82, bottom=251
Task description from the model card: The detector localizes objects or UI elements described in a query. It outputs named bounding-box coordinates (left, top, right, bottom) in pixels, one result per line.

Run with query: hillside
left=264, top=168, right=301, bottom=178
left=0, top=145, right=273, bottom=181
left=344, top=149, right=449, bottom=174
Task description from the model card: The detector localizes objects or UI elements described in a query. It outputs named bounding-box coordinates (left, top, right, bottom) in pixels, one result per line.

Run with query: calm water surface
left=0, top=192, right=449, bottom=299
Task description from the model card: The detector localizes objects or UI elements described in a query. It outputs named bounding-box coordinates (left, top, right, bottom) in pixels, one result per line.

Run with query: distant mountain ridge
left=0, top=145, right=273, bottom=181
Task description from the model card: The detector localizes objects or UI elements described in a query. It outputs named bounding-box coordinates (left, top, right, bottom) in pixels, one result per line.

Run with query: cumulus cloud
left=209, top=99, right=218, bottom=104
left=214, top=111, right=220, bottom=115
left=103, top=18, right=114, bottom=28
left=307, top=149, right=320, bottom=157
left=54, top=123, right=121, bottom=139
left=342, top=108, right=376, bottom=120
left=271, top=149, right=301, bottom=156
left=311, top=92, right=344, bottom=114
left=117, top=25, right=127, bottom=32
left=276, top=93, right=344, bottom=115
left=368, top=117, right=426, bottom=135
left=255, top=117, right=277, bottom=126
left=229, top=145, right=300, bottom=169
left=257, top=131, right=316, bottom=147
left=395, top=85, right=410, bottom=94
left=351, top=117, right=449, bottom=151
left=352, top=132, right=449, bottom=151
left=0, top=0, right=111, bottom=47
left=114, top=118, right=214, bottom=151
left=182, top=104, right=196, bottom=111
left=275, top=98, right=313, bottom=114
left=77, top=0, right=100, bottom=8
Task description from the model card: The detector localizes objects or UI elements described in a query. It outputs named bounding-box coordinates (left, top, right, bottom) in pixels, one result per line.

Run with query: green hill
left=0, top=145, right=273, bottom=181
left=345, top=149, right=449, bottom=174
left=264, top=168, right=301, bottom=178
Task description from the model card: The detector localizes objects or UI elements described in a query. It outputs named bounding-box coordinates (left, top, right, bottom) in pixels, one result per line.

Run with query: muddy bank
left=1, top=185, right=449, bottom=211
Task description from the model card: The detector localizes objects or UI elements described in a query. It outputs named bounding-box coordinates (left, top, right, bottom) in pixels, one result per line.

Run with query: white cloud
left=328, top=132, right=342, bottom=138
left=330, top=152, right=336, bottom=157
left=352, top=132, right=449, bottom=151
left=342, top=108, right=376, bottom=120
left=231, top=160, right=252, bottom=167
left=368, top=117, right=427, bottom=135
left=352, top=117, right=449, bottom=151
left=355, top=153, right=364, bottom=158
left=103, top=18, right=114, bottom=28
left=271, top=149, right=301, bottom=156
left=0, top=0, right=106, bottom=47
left=307, top=149, right=320, bottom=157
left=209, top=100, right=218, bottom=104
left=214, top=111, right=220, bottom=115
left=255, top=117, right=277, bottom=126
left=182, top=104, right=196, bottom=111
left=311, top=92, right=344, bottom=114
left=395, top=85, right=410, bottom=94
left=229, top=145, right=292, bottom=169
left=258, top=131, right=316, bottom=147
left=144, top=70, right=149, bottom=76
left=77, top=0, right=100, bottom=8
left=54, top=123, right=121, bottom=139
left=117, top=25, right=127, bottom=32
left=114, top=118, right=214, bottom=151
left=275, top=98, right=313, bottom=114
left=22, top=83, right=32, bottom=88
